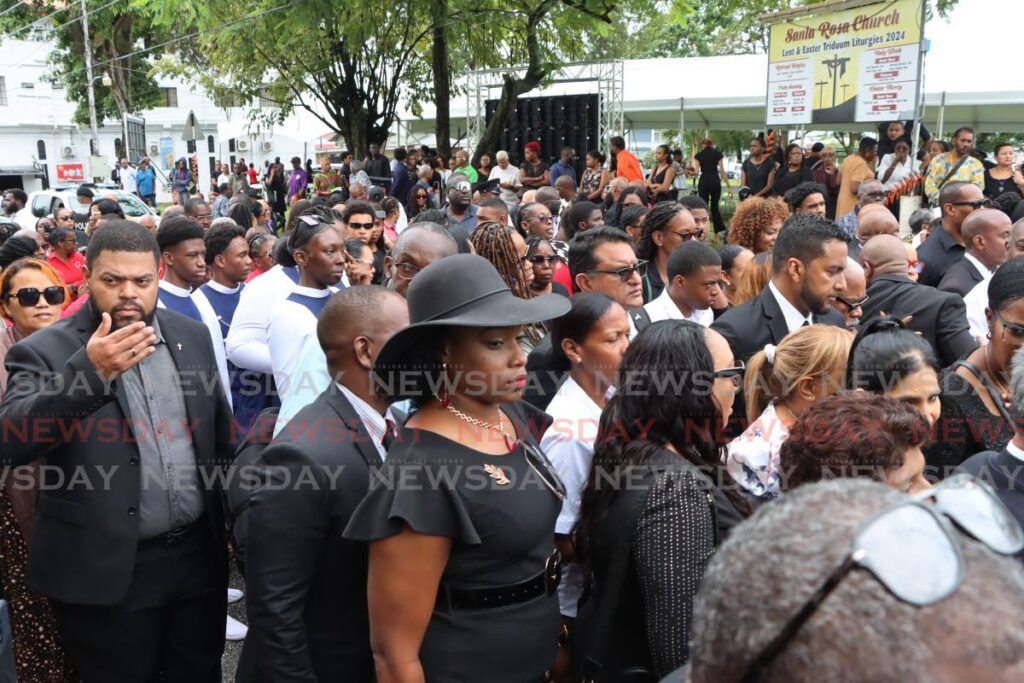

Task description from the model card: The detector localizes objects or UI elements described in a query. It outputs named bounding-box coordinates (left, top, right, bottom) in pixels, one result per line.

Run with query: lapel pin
left=176, top=342, right=183, bottom=351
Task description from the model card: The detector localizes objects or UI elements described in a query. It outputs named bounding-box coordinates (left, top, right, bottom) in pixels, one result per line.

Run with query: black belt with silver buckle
left=437, top=551, right=562, bottom=611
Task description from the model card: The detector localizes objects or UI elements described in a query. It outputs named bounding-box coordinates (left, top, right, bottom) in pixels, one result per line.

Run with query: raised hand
left=86, top=312, right=158, bottom=382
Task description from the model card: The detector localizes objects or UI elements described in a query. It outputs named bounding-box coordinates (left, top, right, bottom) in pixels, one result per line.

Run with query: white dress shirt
left=768, top=280, right=813, bottom=333
left=336, top=382, right=389, bottom=461
left=1006, top=439, right=1024, bottom=464
left=643, top=288, right=713, bottom=326
left=540, top=376, right=602, bottom=617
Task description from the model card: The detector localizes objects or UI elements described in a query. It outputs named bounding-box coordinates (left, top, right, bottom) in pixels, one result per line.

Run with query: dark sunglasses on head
left=739, top=474, right=1023, bottom=682
left=6, top=286, right=66, bottom=307
left=589, top=259, right=648, bottom=282
left=835, top=294, right=869, bottom=309
left=527, top=255, right=558, bottom=266
left=348, top=221, right=374, bottom=230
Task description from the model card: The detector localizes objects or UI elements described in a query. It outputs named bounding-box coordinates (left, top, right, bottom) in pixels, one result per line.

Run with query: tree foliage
left=0, top=1, right=166, bottom=130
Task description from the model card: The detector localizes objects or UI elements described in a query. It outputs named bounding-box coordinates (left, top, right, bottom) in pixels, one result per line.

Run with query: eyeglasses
left=669, top=228, right=705, bottom=241
left=589, top=259, right=648, bottom=282
left=739, top=474, right=1022, bottom=682
left=348, top=222, right=374, bottom=230
left=5, top=286, right=66, bottom=307
left=908, top=260, right=924, bottom=274
left=835, top=294, right=869, bottom=309
left=862, top=191, right=887, bottom=201
left=995, top=310, right=1024, bottom=346
left=55, top=214, right=73, bottom=221
left=350, top=257, right=375, bottom=267
left=392, top=261, right=421, bottom=280
left=527, top=255, right=558, bottom=266
left=415, top=193, right=428, bottom=200
left=529, top=215, right=554, bottom=224
left=712, top=361, right=745, bottom=387
left=950, top=199, right=993, bottom=210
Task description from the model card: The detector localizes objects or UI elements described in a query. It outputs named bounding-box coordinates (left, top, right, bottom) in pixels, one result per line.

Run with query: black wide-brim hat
left=373, top=254, right=570, bottom=397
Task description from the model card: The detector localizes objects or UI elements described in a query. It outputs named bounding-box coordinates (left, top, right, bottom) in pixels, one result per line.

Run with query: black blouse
left=983, top=169, right=1022, bottom=199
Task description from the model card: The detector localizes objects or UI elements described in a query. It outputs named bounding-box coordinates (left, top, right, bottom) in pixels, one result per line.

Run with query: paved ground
left=223, top=565, right=247, bottom=681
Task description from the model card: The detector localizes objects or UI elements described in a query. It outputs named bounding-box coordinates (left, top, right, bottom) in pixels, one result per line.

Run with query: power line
left=0, top=1, right=31, bottom=20
left=3, top=0, right=125, bottom=40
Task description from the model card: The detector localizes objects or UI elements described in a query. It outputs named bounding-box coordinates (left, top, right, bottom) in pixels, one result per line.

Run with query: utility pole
left=80, top=0, right=100, bottom=159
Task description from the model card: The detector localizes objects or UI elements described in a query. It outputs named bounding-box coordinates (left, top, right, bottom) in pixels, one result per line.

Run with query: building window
left=259, top=87, right=278, bottom=109
left=0, top=77, right=7, bottom=106
left=160, top=87, right=178, bottom=107
left=215, top=92, right=243, bottom=109
left=37, top=140, right=47, bottom=160
left=207, top=135, right=215, bottom=153
left=229, top=138, right=236, bottom=153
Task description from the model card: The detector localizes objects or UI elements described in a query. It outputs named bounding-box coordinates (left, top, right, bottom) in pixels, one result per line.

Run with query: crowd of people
left=1, top=121, right=1024, bottom=683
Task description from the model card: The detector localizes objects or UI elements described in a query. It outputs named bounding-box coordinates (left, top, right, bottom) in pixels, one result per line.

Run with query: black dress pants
left=698, top=174, right=726, bottom=234
left=51, top=525, right=227, bottom=683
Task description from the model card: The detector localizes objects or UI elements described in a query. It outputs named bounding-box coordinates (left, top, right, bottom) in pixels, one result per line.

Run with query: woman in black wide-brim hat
left=344, top=253, right=572, bottom=682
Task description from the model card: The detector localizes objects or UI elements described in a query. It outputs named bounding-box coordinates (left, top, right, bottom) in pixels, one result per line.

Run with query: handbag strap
left=951, top=359, right=1014, bottom=424
left=936, top=154, right=970, bottom=193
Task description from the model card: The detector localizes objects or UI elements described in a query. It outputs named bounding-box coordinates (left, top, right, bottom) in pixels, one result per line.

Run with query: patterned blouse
left=725, top=402, right=789, bottom=501
left=580, top=168, right=602, bottom=198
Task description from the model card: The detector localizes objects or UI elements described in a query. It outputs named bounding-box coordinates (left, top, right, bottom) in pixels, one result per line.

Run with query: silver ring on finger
left=130, top=347, right=137, bottom=357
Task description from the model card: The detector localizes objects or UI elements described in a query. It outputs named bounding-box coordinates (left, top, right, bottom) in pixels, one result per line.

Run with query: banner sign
left=766, top=0, right=925, bottom=125
left=55, top=162, right=84, bottom=182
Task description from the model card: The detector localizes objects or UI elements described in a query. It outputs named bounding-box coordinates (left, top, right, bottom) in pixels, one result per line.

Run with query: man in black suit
left=917, top=181, right=984, bottom=287
left=712, top=213, right=848, bottom=364
left=0, top=220, right=235, bottom=681
left=956, top=344, right=1024, bottom=541
left=239, top=286, right=409, bottom=682
left=523, top=227, right=650, bottom=409
left=938, top=208, right=1010, bottom=296
left=861, top=234, right=977, bottom=367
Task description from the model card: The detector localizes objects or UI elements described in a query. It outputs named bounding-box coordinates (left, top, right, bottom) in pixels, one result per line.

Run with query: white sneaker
left=227, top=588, right=243, bottom=603
left=226, top=614, right=248, bottom=641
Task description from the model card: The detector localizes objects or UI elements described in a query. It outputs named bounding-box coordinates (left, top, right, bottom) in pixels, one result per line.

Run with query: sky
left=924, top=0, right=1024, bottom=91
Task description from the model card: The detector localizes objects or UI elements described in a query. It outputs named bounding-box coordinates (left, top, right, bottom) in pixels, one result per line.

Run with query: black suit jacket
left=938, top=257, right=985, bottom=297
left=0, top=305, right=234, bottom=606
left=861, top=273, right=977, bottom=367
left=239, top=382, right=382, bottom=682
left=956, top=447, right=1024, bottom=551
left=710, top=286, right=845, bottom=364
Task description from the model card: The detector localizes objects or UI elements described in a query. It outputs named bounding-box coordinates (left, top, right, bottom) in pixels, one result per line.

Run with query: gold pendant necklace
left=442, top=399, right=518, bottom=453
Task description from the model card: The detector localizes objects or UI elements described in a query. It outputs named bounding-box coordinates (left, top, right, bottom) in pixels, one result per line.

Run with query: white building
left=0, top=39, right=332, bottom=199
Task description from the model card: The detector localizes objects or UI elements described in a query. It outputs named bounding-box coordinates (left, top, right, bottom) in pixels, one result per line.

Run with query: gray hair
left=908, top=208, right=933, bottom=233
left=417, top=164, right=433, bottom=180
left=495, top=150, right=509, bottom=162
left=1010, top=346, right=1024, bottom=423
left=209, top=217, right=236, bottom=230
left=690, top=479, right=1024, bottom=683
left=391, top=221, right=458, bottom=259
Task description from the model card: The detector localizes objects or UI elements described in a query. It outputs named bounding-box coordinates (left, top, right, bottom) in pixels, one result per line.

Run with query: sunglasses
left=348, top=221, right=374, bottom=230
left=835, top=294, right=869, bottom=309
left=995, top=310, right=1024, bottom=345
left=908, top=260, right=924, bottom=273
left=527, top=255, right=558, bottom=266
left=589, top=259, right=648, bottom=282
left=5, top=286, right=66, bottom=307
left=713, top=361, right=746, bottom=387
left=740, top=474, right=1023, bottom=682
left=520, top=440, right=567, bottom=501
left=950, top=199, right=993, bottom=209
left=669, top=228, right=705, bottom=241
left=415, top=193, right=428, bottom=199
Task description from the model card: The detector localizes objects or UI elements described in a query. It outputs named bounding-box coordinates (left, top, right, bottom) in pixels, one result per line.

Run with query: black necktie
left=382, top=418, right=397, bottom=451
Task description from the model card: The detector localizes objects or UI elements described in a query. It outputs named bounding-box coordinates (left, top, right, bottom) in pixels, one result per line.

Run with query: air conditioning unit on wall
left=148, top=142, right=160, bottom=155
left=236, top=139, right=250, bottom=152
left=261, top=141, right=272, bottom=153
left=62, top=144, right=77, bottom=158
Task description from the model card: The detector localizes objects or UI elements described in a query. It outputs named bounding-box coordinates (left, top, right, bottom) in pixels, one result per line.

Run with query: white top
left=540, top=376, right=602, bottom=618
left=643, top=288, right=714, bottom=326
left=274, top=332, right=330, bottom=437
left=876, top=153, right=914, bottom=192
left=768, top=280, right=813, bottom=333
left=156, top=280, right=233, bottom=410
left=267, top=285, right=336, bottom=396
left=964, top=276, right=991, bottom=342
left=489, top=165, right=521, bottom=206
left=725, top=402, right=789, bottom=501
left=1006, top=439, right=1024, bottom=464
left=226, top=265, right=298, bottom=374
left=121, top=166, right=137, bottom=193
left=217, top=173, right=231, bottom=187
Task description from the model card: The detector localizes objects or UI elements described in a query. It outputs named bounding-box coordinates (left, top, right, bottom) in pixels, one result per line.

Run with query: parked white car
left=13, top=186, right=160, bottom=231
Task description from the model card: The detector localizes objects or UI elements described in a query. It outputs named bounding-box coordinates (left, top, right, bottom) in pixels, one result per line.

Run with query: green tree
left=0, top=1, right=166, bottom=136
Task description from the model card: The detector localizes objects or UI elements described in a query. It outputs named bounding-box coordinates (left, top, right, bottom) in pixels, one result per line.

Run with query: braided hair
left=470, top=221, right=545, bottom=347
left=637, top=201, right=686, bottom=261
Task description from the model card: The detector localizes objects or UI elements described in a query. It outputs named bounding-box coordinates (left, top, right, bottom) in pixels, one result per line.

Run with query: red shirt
left=616, top=150, right=643, bottom=182
left=47, top=251, right=86, bottom=297
left=245, top=268, right=267, bottom=284
left=248, top=168, right=258, bottom=183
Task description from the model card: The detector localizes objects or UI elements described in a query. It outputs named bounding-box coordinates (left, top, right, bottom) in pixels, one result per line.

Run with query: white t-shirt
left=121, top=166, right=138, bottom=193
left=489, top=165, right=521, bottom=206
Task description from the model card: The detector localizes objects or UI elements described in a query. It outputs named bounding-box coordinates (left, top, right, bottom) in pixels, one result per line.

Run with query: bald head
left=861, top=234, right=908, bottom=280
left=856, top=205, right=899, bottom=244
left=857, top=180, right=885, bottom=204
left=963, top=208, right=1012, bottom=269
left=391, top=222, right=458, bottom=260
left=163, top=204, right=185, bottom=219
left=317, top=286, right=409, bottom=399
